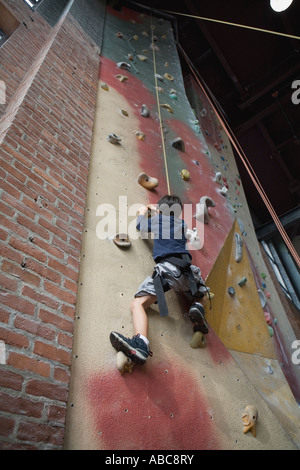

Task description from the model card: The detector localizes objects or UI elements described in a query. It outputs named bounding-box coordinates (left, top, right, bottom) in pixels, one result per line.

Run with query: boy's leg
left=130, top=294, right=156, bottom=338
left=110, top=294, right=156, bottom=365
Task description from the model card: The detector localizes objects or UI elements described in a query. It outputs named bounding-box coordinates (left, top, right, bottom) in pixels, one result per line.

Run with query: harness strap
left=153, top=254, right=199, bottom=316
left=165, top=255, right=198, bottom=297
left=152, top=271, right=170, bottom=317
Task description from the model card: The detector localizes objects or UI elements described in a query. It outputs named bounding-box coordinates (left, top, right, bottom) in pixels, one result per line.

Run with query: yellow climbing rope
left=160, top=9, right=300, bottom=41
left=151, top=15, right=171, bottom=196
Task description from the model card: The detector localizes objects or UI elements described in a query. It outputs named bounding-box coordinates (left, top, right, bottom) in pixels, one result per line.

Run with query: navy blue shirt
left=136, top=214, right=191, bottom=261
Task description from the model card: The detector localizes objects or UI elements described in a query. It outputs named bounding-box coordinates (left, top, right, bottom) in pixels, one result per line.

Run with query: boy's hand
left=147, top=204, right=159, bottom=215
left=137, top=204, right=159, bottom=216
left=137, top=205, right=149, bottom=216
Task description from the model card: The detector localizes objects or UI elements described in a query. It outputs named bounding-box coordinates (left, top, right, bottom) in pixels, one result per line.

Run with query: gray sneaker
left=188, top=302, right=209, bottom=334
left=110, top=331, right=152, bottom=365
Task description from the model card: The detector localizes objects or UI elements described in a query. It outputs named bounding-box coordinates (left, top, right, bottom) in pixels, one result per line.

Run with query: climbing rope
left=160, top=9, right=300, bottom=41
left=151, top=15, right=171, bottom=195
left=177, top=43, right=300, bottom=268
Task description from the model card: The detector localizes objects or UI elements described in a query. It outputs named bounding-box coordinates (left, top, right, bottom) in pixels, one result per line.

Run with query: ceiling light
left=270, top=0, right=293, bottom=12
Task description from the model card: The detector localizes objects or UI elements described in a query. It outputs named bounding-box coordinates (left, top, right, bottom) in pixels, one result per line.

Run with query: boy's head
left=157, top=195, right=183, bottom=218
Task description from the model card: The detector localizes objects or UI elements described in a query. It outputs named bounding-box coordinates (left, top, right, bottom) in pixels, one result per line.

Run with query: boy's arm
left=136, top=204, right=159, bottom=232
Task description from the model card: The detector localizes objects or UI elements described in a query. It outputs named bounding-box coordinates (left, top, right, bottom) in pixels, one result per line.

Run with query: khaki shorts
left=135, top=260, right=208, bottom=302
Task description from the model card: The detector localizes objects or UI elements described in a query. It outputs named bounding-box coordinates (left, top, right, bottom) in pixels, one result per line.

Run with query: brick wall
left=0, top=0, right=102, bottom=449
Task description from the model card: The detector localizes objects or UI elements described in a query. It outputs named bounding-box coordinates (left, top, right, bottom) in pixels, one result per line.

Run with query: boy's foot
left=110, top=331, right=152, bottom=365
left=188, top=302, right=209, bottom=334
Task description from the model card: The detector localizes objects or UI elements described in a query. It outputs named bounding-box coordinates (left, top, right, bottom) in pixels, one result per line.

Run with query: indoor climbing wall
left=64, top=5, right=300, bottom=450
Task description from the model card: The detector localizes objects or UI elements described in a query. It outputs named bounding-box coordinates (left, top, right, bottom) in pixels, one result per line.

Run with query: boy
left=110, top=195, right=210, bottom=365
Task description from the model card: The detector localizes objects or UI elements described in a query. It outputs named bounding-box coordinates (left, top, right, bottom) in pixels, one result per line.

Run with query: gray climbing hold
left=171, top=137, right=185, bottom=151
left=141, top=104, right=150, bottom=117
left=117, top=62, right=131, bottom=69
left=228, top=287, right=235, bottom=295
left=194, top=196, right=216, bottom=224
left=235, top=232, right=243, bottom=263
left=107, top=133, right=121, bottom=144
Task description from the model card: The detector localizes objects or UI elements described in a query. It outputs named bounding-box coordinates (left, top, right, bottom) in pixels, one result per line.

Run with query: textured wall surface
left=64, top=5, right=300, bottom=450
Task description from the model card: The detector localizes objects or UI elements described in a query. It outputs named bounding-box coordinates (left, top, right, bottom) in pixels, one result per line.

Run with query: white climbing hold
left=235, top=232, right=243, bottom=263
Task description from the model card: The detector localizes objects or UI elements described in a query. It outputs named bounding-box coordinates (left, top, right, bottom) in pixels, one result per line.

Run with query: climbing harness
left=152, top=254, right=210, bottom=317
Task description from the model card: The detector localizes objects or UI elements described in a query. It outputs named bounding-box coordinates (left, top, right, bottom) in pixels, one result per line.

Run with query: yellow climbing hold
left=160, top=103, right=173, bottom=113
left=181, top=169, right=190, bottom=181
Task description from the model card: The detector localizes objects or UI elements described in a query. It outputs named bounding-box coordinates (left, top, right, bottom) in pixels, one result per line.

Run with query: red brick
left=44, top=281, right=76, bottom=305
left=17, top=420, right=64, bottom=446
left=33, top=340, right=72, bottom=367
left=38, top=308, right=73, bottom=333
left=0, top=392, right=43, bottom=419
left=22, top=285, right=60, bottom=311
left=47, top=404, right=66, bottom=424
left=53, top=367, right=70, bottom=384
left=9, top=237, right=47, bottom=264
left=0, top=272, right=18, bottom=291
left=0, top=291, right=35, bottom=316
left=1, top=260, right=41, bottom=288
left=0, top=416, right=15, bottom=437
left=8, top=352, right=51, bottom=378
left=0, top=326, right=29, bottom=349
left=25, top=378, right=69, bottom=402
left=0, top=368, right=24, bottom=391
left=14, top=315, right=55, bottom=341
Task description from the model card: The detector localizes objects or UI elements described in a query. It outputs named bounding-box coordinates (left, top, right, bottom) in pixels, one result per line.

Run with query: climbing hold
left=116, top=351, right=134, bottom=374
left=154, top=73, right=164, bottom=81
left=150, top=43, right=159, bottom=51
left=134, top=131, right=146, bottom=141
left=219, top=186, right=228, bottom=196
left=127, top=53, right=133, bottom=61
left=242, top=405, right=258, bottom=437
left=181, top=169, right=190, bottom=181
left=160, top=103, right=173, bottom=113
left=186, top=227, right=201, bottom=250
left=190, top=331, right=206, bottom=349
left=117, top=62, right=131, bottom=70
left=268, top=325, right=274, bottom=337
left=120, top=109, right=128, bottom=117
left=156, top=86, right=164, bottom=93
left=169, top=93, right=177, bottom=100
left=228, top=286, right=235, bottom=296
left=164, top=73, right=174, bottom=81
left=264, top=311, right=272, bottom=325
left=261, top=272, right=267, bottom=279
left=235, top=232, right=243, bottom=263
left=107, top=133, right=121, bottom=144
left=133, top=35, right=139, bottom=41
left=137, top=54, right=148, bottom=61
left=115, top=74, right=128, bottom=82
left=113, top=234, right=131, bottom=249
left=116, top=32, right=123, bottom=38
left=101, top=83, right=109, bottom=91
left=171, top=137, right=185, bottom=151
left=238, top=277, right=247, bottom=287
left=141, top=104, right=150, bottom=117
left=214, top=172, right=222, bottom=183
left=138, top=172, right=159, bottom=190
left=258, top=289, right=267, bottom=308
left=200, top=109, right=207, bottom=117
left=195, top=196, right=216, bottom=224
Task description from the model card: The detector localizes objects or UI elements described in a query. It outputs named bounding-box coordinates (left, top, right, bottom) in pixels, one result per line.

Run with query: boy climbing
left=110, top=195, right=210, bottom=365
